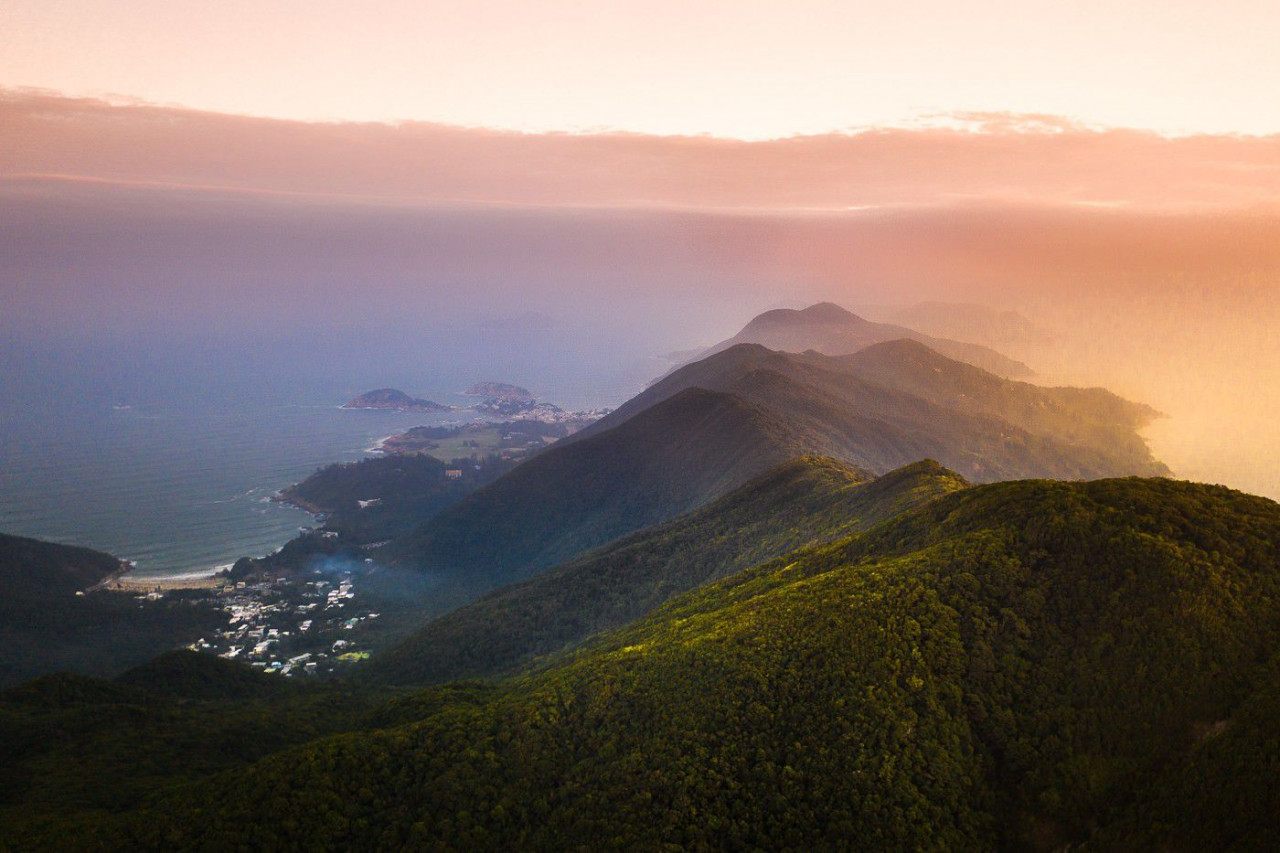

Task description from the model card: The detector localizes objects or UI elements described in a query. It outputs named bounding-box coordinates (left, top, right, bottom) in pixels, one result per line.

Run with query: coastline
left=112, top=566, right=231, bottom=591
left=366, top=434, right=395, bottom=454
left=271, top=489, right=327, bottom=516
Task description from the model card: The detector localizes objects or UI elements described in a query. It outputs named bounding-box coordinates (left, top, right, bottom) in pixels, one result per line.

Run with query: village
left=179, top=569, right=380, bottom=677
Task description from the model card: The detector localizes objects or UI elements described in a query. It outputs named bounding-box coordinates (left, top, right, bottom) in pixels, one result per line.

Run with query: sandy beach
left=108, top=569, right=228, bottom=591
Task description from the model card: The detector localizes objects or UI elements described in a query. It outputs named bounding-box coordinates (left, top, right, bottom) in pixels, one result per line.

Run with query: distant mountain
left=464, top=382, right=534, bottom=400
left=341, top=388, right=451, bottom=412
left=886, top=301, right=1047, bottom=349
left=699, top=301, right=1033, bottom=377
left=578, top=339, right=1166, bottom=483
left=367, top=457, right=968, bottom=686
left=390, top=339, right=1164, bottom=588
left=25, top=475, right=1279, bottom=849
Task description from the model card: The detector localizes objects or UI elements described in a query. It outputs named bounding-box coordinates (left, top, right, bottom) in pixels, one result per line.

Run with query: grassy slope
left=9, top=476, right=1277, bottom=850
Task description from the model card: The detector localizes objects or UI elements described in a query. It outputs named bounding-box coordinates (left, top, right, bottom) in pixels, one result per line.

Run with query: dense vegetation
left=0, top=652, right=404, bottom=830
left=277, top=452, right=515, bottom=544
left=0, top=532, right=123, bottom=599
left=368, top=457, right=968, bottom=686
left=0, top=533, right=224, bottom=687
left=5, top=475, right=1278, bottom=849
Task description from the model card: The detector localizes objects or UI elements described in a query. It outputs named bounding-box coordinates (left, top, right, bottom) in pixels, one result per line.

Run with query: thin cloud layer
left=5, top=90, right=1280, bottom=210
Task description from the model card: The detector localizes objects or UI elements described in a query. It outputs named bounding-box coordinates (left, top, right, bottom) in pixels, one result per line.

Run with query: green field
left=419, top=425, right=513, bottom=461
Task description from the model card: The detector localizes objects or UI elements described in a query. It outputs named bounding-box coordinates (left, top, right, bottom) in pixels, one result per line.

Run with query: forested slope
left=9, top=476, right=1277, bottom=850
left=368, top=457, right=967, bottom=686
left=0, top=533, right=222, bottom=687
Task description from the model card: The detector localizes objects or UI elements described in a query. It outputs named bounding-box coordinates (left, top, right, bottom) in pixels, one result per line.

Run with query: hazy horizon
left=4, top=92, right=1278, bottom=500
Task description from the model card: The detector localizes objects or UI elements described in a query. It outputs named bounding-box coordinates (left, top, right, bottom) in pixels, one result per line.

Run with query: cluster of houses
left=184, top=572, right=377, bottom=677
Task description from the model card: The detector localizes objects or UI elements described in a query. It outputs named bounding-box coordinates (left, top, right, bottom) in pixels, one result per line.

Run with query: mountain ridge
left=387, top=386, right=803, bottom=586
left=697, top=301, right=1034, bottom=378
left=391, top=339, right=1166, bottom=593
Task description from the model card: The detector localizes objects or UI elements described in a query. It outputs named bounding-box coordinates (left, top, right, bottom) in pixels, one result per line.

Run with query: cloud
left=5, top=90, right=1280, bottom=211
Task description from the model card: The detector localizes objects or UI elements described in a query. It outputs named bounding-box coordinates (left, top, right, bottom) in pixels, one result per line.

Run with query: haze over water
left=0, top=337, right=656, bottom=578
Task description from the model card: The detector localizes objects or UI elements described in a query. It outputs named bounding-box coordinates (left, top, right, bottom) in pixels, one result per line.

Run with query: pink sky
left=5, top=91, right=1280, bottom=211
left=4, top=0, right=1280, bottom=138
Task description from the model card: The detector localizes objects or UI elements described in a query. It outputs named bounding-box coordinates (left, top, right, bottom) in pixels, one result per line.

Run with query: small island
left=341, top=388, right=452, bottom=412
left=465, top=382, right=533, bottom=400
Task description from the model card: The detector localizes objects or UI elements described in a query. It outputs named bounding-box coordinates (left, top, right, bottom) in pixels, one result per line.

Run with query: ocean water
left=0, top=401, right=481, bottom=579
left=0, top=327, right=663, bottom=580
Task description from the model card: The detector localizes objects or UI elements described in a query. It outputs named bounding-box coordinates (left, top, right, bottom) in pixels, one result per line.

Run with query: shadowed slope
left=0, top=533, right=124, bottom=600
left=392, top=340, right=1165, bottom=599
left=389, top=387, right=802, bottom=585
left=367, top=457, right=968, bottom=686
left=578, top=340, right=1166, bottom=481
left=0, top=534, right=224, bottom=687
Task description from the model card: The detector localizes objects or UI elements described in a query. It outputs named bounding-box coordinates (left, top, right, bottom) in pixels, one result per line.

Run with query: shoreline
left=366, top=434, right=396, bottom=454
left=112, top=568, right=229, bottom=591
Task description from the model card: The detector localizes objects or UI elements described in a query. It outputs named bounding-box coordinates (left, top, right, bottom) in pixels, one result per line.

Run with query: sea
left=0, top=367, right=652, bottom=581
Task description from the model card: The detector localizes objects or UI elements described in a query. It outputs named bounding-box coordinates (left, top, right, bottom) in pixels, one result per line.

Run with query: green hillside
left=275, top=452, right=516, bottom=544
left=0, top=532, right=124, bottom=599
left=0, top=653, right=395, bottom=826
left=7, top=475, right=1278, bottom=849
left=367, top=457, right=968, bottom=686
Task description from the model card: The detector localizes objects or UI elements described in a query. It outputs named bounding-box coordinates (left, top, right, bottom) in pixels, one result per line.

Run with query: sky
left=3, top=0, right=1280, bottom=138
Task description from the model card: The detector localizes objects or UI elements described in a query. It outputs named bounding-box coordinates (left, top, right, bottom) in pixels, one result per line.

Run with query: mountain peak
left=748, top=302, right=863, bottom=328
left=849, top=337, right=955, bottom=364
left=706, top=302, right=1033, bottom=379
left=797, top=301, right=861, bottom=322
